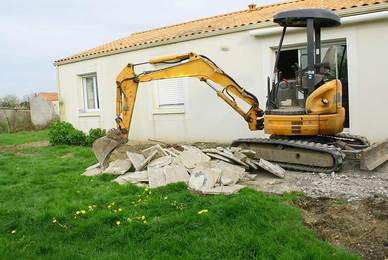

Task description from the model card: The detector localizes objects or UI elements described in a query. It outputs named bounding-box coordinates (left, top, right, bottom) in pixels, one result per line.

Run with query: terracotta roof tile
left=38, top=92, right=58, bottom=102
left=55, top=0, right=388, bottom=64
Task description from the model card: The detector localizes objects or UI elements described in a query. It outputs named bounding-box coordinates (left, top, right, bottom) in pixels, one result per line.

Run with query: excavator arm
left=93, top=52, right=264, bottom=166
left=115, top=52, right=263, bottom=137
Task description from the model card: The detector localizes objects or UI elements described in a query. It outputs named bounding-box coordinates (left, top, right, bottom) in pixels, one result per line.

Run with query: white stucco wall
left=57, top=18, right=388, bottom=143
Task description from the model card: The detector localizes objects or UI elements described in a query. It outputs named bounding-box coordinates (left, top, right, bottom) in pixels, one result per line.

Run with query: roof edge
left=54, top=3, right=388, bottom=66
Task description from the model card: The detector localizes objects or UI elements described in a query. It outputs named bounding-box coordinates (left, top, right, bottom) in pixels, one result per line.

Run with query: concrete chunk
left=86, top=163, right=100, bottom=171
left=174, top=147, right=210, bottom=169
left=148, top=155, right=172, bottom=169
left=205, top=153, right=234, bottom=163
left=142, top=144, right=168, bottom=159
left=148, top=167, right=166, bottom=188
left=82, top=166, right=103, bottom=177
left=189, top=167, right=221, bottom=191
left=164, top=165, right=190, bottom=184
left=220, top=176, right=233, bottom=186
left=126, top=152, right=146, bottom=171
left=104, top=159, right=132, bottom=175
left=215, top=161, right=246, bottom=184
left=258, top=159, right=286, bottom=178
left=118, top=170, right=148, bottom=183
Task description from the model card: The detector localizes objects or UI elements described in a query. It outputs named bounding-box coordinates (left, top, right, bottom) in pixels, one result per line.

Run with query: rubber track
left=231, top=138, right=345, bottom=173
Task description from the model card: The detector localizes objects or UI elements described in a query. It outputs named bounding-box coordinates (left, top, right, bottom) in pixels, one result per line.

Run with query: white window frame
left=151, top=68, right=186, bottom=115
left=82, top=74, right=100, bottom=112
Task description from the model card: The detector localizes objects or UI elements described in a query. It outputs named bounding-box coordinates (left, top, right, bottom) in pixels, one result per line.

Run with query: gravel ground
left=243, top=160, right=388, bottom=201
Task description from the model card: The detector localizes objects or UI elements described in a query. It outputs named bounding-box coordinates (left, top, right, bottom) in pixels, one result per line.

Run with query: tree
left=0, top=95, right=19, bottom=108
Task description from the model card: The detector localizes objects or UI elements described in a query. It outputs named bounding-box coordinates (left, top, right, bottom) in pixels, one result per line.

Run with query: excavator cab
left=265, top=9, right=345, bottom=136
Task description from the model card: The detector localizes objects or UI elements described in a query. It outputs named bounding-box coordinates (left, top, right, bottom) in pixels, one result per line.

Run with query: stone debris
left=113, top=171, right=148, bottom=185
left=104, top=159, right=132, bottom=175
left=257, top=159, right=286, bottom=178
left=164, top=165, right=190, bottom=184
left=126, top=152, right=146, bottom=171
left=148, top=155, right=172, bottom=169
left=83, top=143, right=287, bottom=195
left=142, top=144, right=168, bottom=159
left=174, top=147, right=210, bottom=169
left=82, top=164, right=103, bottom=176
left=148, top=167, right=166, bottom=188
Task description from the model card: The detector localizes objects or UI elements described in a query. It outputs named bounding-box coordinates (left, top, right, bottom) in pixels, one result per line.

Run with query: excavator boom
left=93, top=52, right=264, bottom=166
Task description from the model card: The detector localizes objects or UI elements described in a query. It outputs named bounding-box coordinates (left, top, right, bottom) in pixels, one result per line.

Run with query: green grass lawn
left=0, top=131, right=358, bottom=259
left=0, top=130, right=49, bottom=145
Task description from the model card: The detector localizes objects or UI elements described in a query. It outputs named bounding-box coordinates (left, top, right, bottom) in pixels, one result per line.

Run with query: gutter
left=55, top=3, right=388, bottom=66
left=249, top=9, right=388, bottom=37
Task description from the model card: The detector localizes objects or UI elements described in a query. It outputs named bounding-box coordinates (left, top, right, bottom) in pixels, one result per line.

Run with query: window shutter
left=156, top=78, right=185, bottom=107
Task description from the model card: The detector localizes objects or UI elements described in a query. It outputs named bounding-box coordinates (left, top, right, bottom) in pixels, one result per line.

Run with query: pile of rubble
left=82, top=144, right=286, bottom=195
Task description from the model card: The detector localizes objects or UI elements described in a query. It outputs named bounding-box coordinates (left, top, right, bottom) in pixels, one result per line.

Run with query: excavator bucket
left=92, top=129, right=128, bottom=168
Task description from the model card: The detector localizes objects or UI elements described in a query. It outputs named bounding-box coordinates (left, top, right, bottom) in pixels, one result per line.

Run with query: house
left=55, top=0, right=388, bottom=143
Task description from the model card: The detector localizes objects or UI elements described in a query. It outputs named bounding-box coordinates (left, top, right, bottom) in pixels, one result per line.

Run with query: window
left=82, top=74, right=99, bottom=112
left=156, top=78, right=185, bottom=107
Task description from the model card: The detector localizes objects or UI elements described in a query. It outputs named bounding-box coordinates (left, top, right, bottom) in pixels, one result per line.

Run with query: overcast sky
left=0, top=0, right=281, bottom=98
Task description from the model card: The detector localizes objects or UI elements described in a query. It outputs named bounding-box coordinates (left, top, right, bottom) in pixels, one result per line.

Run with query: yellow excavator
left=93, top=9, right=372, bottom=172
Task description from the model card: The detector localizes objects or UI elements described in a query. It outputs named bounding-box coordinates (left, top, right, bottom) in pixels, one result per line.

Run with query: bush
left=86, top=128, right=106, bottom=146
left=48, top=121, right=105, bottom=146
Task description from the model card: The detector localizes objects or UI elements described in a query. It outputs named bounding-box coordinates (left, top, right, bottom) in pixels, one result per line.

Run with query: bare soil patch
left=293, top=196, right=388, bottom=260
left=0, top=140, right=49, bottom=152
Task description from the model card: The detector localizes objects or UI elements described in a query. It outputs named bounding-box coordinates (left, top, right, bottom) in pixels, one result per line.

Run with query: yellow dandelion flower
left=116, top=220, right=121, bottom=225
left=144, top=187, right=149, bottom=192
left=11, top=230, right=16, bottom=234
left=92, top=205, right=97, bottom=208
left=143, top=220, right=147, bottom=224
left=108, top=205, right=112, bottom=208
left=141, top=215, right=145, bottom=220
left=197, top=209, right=208, bottom=215
left=81, top=210, right=86, bottom=214
left=164, top=196, right=168, bottom=200
left=52, top=218, right=57, bottom=223
left=118, top=208, right=122, bottom=212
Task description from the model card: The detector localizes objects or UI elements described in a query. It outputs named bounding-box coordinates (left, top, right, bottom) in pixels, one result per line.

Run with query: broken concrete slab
left=200, top=184, right=246, bottom=195
left=138, top=150, right=158, bottom=170
left=148, top=167, right=166, bottom=188
left=127, top=152, right=146, bottom=171
left=119, top=171, right=148, bottom=183
left=163, top=147, right=181, bottom=157
left=206, top=152, right=234, bottom=163
left=104, top=159, right=132, bottom=175
left=244, top=158, right=258, bottom=170
left=220, top=176, right=233, bottom=186
left=203, top=149, right=249, bottom=169
left=142, top=144, right=168, bottom=159
left=174, top=147, right=210, bottom=169
left=189, top=167, right=222, bottom=191
left=257, top=158, right=286, bottom=178
left=82, top=166, right=103, bottom=177
left=214, top=161, right=246, bottom=184
left=86, top=163, right=101, bottom=171
left=148, top=155, right=172, bottom=169
left=164, top=165, right=190, bottom=184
